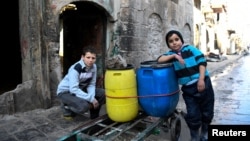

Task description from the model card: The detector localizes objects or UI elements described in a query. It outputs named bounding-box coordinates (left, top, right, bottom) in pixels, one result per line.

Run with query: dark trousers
left=181, top=77, right=215, bottom=130
left=58, top=88, right=106, bottom=115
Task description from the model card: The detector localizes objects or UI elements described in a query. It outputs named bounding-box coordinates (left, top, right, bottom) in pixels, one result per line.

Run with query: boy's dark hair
left=82, top=46, right=96, bottom=56
left=165, top=30, right=184, bottom=48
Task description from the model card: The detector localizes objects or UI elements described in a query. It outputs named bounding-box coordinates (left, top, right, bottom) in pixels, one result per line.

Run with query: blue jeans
left=181, top=77, right=214, bottom=130
left=58, top=88, right=106, bottom=115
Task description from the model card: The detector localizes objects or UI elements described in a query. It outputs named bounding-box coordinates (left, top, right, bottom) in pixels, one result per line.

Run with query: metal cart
left=58, top=110, right=181, bottom=141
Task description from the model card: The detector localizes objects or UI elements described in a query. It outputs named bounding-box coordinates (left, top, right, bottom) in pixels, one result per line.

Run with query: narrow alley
left=0, top=54, right=249, bottom=141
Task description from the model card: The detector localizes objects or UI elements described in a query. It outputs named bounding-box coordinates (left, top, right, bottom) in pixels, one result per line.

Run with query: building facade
left=0, top=0, right=195, bottom=114
left=4, top=0, right=240, bottom=114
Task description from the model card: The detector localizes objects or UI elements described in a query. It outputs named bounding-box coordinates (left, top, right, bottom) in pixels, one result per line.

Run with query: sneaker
left=180, top=110, right=187, bottom=117
left=63, top=116, right=74, bottom=120
left=62, top=106, right=75, bottom=120
left=200, top=138, right=208, bottom=141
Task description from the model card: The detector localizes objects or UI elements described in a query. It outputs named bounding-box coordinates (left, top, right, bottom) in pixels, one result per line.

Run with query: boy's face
left=82, top=52, right=96, bottom=67
left=167, top=33, right=183, bottom=51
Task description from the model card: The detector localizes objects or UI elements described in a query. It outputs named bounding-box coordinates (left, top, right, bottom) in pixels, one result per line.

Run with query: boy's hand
left=174, top=54, right=185, bottom=64
left=92, top=98, right=99, bottom=109
left=197, top=79, right=205, bottom=92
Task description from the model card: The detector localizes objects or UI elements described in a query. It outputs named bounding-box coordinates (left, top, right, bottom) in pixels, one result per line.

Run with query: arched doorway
left=59, top=1, right=107, bottom=88
left=183, top=24, right=192, bottom=45
left=194, top=24, right=200, bottom=48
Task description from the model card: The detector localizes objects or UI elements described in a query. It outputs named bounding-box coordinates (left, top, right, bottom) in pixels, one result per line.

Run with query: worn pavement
left=0, top=54, right=245, bottom=141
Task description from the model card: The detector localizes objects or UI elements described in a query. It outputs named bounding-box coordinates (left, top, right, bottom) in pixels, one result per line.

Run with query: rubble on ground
left=206, top=52, right=227, bottom=62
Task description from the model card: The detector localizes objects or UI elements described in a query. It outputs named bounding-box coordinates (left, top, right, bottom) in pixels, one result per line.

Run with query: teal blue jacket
left=163, top=45, right=209, bottom=85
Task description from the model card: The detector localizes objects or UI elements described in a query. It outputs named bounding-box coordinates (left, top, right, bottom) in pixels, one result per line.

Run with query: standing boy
left=158, top=30, right=214, bottom=141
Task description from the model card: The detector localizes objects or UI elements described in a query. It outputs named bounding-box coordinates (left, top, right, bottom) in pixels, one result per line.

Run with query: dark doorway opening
left=60, top=2, right=107, bottom=88
left=0, top=1, right=22, bottom=94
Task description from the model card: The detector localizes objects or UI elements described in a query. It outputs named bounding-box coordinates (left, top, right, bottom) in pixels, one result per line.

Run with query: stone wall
left=0, top=0, right=194, bottom=114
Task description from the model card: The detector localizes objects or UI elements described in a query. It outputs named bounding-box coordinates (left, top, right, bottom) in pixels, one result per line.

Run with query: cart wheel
left=170, top=115, right=181, bottom=141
